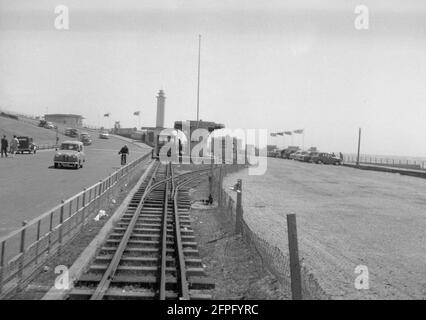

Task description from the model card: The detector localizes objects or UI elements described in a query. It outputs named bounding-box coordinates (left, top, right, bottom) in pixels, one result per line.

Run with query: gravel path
left=223, top=158, right=426, bottom=299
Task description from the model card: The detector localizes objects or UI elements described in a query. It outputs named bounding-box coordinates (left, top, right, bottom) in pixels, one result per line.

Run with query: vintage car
left=54, top=141, right=85, bottom=169
left=44, top=121, right=55, bottom=129
left=65, top=128, right=73, bottom=136
left=65, top=128, right=79, bottom=138
left=16, top=136, right=37, bottom=154
left=99, top=131, right=109, bottom=139
left=267, top=149, right=281, bottom=158
left=280, top=146, right=300, bottom=159
left=80, top=132, right=92, bottom=146
left=310, top=152, right=342, bottom=165
left=290, top=150, right=309, bottom=161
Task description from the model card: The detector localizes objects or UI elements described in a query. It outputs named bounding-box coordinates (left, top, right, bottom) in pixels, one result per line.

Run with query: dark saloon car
left=310, top=152, right=342, bottom=165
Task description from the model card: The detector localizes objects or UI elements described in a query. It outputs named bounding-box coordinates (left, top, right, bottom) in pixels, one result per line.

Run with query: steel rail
left=89, top=161, right=160, bottom=300
left=146, top=167, right=211, bottom=196
left=177, top=171, right=210, bottom=190
left=172, top=166, right=190, bottom=300
left=159, top=162, right=171, bottom=300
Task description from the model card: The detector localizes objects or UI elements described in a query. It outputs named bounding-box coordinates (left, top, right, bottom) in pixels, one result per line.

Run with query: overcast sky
left=0, top=0, right=425, bottom=156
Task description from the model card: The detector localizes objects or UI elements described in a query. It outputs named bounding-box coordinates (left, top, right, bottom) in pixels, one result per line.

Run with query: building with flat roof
left=44, top=114, right=83, bottom=127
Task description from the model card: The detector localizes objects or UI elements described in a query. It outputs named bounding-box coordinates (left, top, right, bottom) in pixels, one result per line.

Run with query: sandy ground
left=188, top=179, right=288, bottom=300
left=223, top=158, right=426, bottom=299
left=0, top=135, right=150, bottom=237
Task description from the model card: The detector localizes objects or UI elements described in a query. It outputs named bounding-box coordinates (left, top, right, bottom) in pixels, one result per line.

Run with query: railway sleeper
left=75, top=274, right=214, bottom=291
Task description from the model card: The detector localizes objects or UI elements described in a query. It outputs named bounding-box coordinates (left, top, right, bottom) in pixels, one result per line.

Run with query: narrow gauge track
left=68, top=161, right=214, bottom=300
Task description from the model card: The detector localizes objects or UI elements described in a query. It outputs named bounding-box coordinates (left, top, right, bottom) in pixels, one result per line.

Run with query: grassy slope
left=0, top=116, right=67, bottom=146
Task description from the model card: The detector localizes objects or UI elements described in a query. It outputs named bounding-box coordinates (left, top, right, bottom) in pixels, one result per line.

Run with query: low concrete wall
left=344, top=163, right=426, bottom=179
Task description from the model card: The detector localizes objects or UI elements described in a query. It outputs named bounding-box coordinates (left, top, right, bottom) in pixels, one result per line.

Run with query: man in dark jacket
left=118, top=144, right=129, bottom=165
left=1, top=135, right=8, bottom=158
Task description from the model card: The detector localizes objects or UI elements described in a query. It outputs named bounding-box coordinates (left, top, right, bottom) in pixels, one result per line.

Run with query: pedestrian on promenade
left=119, top=144, right=129, bottom=165
left=1, top=135, right=8, bottom=158
left=339, top=152, right=344, bottom=161
left=9, top=135, right=19, bottom=157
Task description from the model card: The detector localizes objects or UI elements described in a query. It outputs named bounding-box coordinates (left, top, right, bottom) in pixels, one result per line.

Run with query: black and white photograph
left=0, top=0, right=425, bottom=308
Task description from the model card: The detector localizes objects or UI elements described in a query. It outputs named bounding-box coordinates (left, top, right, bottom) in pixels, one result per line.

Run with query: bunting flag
left=104, top=113, right=110, bottom=117
left=284, top=131, right=292, bottom=135
left=133, top=111, right=140, bottom=116
left=276, top=132, right=284, bottom=136
left=270, top=133, right=277, bottom=137
left=293, top=129, right=304, bottom=134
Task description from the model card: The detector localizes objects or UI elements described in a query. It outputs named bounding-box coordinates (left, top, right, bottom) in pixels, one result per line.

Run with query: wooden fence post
left=287, top=213, right=302, bottom=300
left=218, top=166, right=223, bottom=207
left=235, top=179, right=243, bottom=234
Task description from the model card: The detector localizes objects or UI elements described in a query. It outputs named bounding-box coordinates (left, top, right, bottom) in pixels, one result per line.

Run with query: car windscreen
left=60, top=144, right=79, bottom=151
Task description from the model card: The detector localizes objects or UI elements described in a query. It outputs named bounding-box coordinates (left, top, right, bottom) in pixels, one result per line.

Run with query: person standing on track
left=118, top=144, right=129, bottom=165
left=1, top=135, right=8, bottom=158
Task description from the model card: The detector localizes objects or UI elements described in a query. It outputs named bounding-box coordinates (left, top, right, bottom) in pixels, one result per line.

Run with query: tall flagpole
left=196, top=34, right=201, bottom=125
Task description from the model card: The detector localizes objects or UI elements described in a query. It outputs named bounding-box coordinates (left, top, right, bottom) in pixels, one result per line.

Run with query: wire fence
left=210, top=164, right=329, bottom=300
left=344, top=155, right=426, bottom=170
left=0, top=153, right=151, bottom=298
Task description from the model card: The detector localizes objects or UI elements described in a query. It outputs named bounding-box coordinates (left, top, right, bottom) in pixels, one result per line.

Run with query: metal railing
left=0, top=153, right=152, bottom=298
left=344, top=155, right=426, bottom=170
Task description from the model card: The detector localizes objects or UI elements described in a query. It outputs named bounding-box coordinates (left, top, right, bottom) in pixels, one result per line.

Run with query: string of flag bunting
left=270, top=129, right=304, bottom=137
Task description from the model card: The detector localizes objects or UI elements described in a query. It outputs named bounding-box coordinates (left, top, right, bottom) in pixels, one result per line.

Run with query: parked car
left=304, top=151, right=319, bottom=163
left=38, top=120, right=47, bottom=127
left=281, top=146, right=300, bottom=159
left=44, top=121, right=55, bottom=129
left=268, top=149, right=281, bottom=158
left=299, top=151, right=316, bottom=162
left=290, top=151, right=308, bottom=161
left=66, top=128, right=79, bottom=138
left=54, top=141, right=85, bottom=169
left=310, top=152, right=342, bottom=165
left=16, top=136, right=37, bottom=154
left=99, top=131, right=109, bottom=139
left=80, top=132, right=92, bottom=146
left=65, top=128, right=73, bottom=137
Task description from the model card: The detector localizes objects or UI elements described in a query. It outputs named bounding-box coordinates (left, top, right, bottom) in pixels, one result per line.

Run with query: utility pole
left=356, top=128, right=361, bottom=166
left=196, top=34, right=201, bottom=126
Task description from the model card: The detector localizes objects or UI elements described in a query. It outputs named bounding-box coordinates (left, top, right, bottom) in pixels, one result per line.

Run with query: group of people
left=1, top=135, right=19, bottom=158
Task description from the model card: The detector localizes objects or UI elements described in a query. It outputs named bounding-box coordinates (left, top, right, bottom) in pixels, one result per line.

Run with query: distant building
left=44, top=114, right=83, bottom=127
left=174, top=120, right=225, bottom=140
left=174, top=120, right=225, bottom=157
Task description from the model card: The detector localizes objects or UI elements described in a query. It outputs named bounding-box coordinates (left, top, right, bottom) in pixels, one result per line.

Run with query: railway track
left=68, top=161, right=214, bottom=300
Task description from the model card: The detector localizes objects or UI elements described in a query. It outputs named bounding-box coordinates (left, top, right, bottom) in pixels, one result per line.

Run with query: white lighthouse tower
left=156, top=90, right=166, bottom=128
